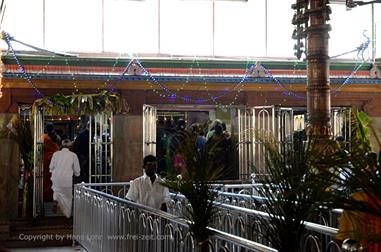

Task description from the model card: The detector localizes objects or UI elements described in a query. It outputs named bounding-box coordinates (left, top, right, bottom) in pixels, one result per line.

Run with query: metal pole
left=306, top=0, right=332, bottom=139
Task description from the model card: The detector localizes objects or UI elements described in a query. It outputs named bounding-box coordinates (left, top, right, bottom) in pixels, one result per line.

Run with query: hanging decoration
left=32, top=91, right=129, bottom=116
left=134, top=56, right=248, bottom=107
left=2, top=31, right=44, bottom=98
left=194, top=58, right=248, bottom=107
left=1, top=30, right=375, bottom=107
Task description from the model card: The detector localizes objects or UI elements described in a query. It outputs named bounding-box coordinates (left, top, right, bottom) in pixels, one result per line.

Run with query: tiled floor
left=9, top=247, right=84, bottom=252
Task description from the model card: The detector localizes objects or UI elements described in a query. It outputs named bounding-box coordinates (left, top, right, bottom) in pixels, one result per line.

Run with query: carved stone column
left=306, top=0, right=332, bottom=138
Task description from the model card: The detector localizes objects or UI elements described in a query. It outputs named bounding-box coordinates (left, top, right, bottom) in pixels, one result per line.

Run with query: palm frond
left=252, top=134, right=333, bottom=252
left=161, top=132, right=224, bottom=242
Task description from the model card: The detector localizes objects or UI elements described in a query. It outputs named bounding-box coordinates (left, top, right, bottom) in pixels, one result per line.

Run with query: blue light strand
left=259, top=64, right=306, bottom=100
left=194, top=58, right=249, bottom=107
left=331, top=62, right=364, bottom=94
left=3, top=32, right=64, bottom=110
left=105, top=58, right=135, bottom=93
left=131, top=53, right=250, bottom=105
left=2, top=30, right=371, bottom=105
left=330, top=32, right=369, bottom=94
left=3, top=31, right=44, bottom=98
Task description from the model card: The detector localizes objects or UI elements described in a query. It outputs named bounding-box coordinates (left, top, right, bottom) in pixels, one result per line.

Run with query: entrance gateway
left=33, top=107, right=113, bottom=218
left=142, top=105, right=351, bottom=181
left=31, top=103, right=350, bottom=217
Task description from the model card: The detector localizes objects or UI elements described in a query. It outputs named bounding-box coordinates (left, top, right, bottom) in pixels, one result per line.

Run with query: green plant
left=319, top=109, right=381, bottom=243
left=252, top=135, right=333, bottom=252
left=161, top=132, right=223, bottom=244
left=32, top=91, right=129, bottom=116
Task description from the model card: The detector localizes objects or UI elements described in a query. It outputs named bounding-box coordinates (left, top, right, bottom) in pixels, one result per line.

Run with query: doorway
left=33, top=108, right=113, bottom=218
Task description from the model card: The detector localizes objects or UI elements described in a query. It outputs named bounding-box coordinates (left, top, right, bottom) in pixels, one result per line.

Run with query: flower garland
left=32, top=91, right=129, bottom=116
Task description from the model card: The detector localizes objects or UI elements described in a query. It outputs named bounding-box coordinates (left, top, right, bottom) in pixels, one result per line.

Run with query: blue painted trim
left=3, top=72, right=381, bottom=85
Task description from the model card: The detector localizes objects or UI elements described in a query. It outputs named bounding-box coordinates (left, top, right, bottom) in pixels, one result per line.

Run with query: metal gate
left=33, top=107, right=44, bottom=217
left=89, top=113, right=113, bottom=183
left=237, top=106, right=293, bottom=181
left=277, top=108, right=294, bottom=157
left=33, top=109, right=113, bottom=217
left=331, top=107, right=351, bottom=143
left=143, top=105, right=157, bottom=157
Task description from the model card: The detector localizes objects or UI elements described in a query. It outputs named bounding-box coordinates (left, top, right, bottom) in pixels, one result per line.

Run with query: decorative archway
left=32, top=91, right=128, bottom=217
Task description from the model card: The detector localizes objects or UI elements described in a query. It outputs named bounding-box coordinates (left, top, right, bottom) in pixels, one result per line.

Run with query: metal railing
left=74, top=183, right=277, bottom=252
left=212, top=183, right=342, bottom=229
left=74, top=182, right=343, bottom=252
left=169, top=193, right=342, bottom=252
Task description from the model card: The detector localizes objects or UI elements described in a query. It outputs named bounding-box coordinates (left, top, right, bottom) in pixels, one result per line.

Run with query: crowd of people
left=156, top=118, right=237, bottom=180
left=42, top=117, right=238, bottom=217
left=125, top=118, right=238, bottom=213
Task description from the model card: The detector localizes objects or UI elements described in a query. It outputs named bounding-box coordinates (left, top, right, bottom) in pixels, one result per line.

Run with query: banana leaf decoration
left=32, top=91, right=129, bottom=116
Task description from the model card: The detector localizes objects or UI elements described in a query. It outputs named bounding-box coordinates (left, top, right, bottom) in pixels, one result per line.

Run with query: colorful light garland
left=2, top=31, right=44, bottom=98
left=0, top=30, right=372, bottom=107
left=133, top=56, right=249, bottom=107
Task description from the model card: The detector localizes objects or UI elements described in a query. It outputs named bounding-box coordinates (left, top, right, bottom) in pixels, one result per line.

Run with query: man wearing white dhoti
left=49, top=139, right=80, bottom=218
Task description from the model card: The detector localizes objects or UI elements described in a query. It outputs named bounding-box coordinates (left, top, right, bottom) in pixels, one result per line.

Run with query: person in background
left=206, top=119, right=222, bottom=141
left=168, top=119, right=188, bottom=175
left=206, top=124, right=236, bottom=180
left=156, top=117, right=174, bottom=176
left=49, top=139, right=80, bottom=218
left=191, top=123, right=207, bottom=153
left=73, top=121, right=90, bottom=183
left=43, top=123, right=60, bottom=202
left=126, top=155, right=169, bottom=211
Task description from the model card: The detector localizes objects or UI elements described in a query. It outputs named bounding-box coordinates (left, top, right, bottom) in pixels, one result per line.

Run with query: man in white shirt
left=49, top=139, right=81, bottom=218
left=126, top=155, right=170, bottom=211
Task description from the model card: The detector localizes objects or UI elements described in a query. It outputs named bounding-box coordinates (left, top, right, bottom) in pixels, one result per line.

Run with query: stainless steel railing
left=74, top=182, right=343, bottom=252
left=79, top=182, right=342, bottom=229
left=169, top=193, right=342, bottom=252
left=73, top=183, right=277, bottom=252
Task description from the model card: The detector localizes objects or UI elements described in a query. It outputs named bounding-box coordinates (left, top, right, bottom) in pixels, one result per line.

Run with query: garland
left=32, top=91, right=129, bottom=116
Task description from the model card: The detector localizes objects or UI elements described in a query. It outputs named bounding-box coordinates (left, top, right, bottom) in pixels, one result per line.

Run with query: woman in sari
left=43, top=123, right=59, bottom=202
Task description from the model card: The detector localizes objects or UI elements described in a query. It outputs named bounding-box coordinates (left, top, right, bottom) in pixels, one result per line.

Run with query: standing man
left=126, top=155, right=170, bottom=211
left=73, top=121, right=89, bottom=183
left=49, top=139, right=81, bottom=218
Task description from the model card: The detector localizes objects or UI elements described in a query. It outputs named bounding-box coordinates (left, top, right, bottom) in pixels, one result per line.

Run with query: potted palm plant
left=251, top=132, right=334, bottom=252
left=319, top=109, right=381, bottom=250
left=162, top=131, right=224, bottom=251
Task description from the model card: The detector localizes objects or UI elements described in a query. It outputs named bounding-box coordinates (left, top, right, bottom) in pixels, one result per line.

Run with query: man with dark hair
left=126, top=155, right=169, bottom=211
left=73, top=122, right=89, bottom=183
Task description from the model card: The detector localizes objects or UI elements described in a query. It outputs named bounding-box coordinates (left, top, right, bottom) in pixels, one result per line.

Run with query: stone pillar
left=112, top=114, right=143, bottom=182
left=306, top=0, right=332, bottom=138
left=0, top=138, right=19, bottom=239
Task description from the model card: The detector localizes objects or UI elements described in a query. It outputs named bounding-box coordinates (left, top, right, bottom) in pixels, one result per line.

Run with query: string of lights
left=136, top=57, right=250, bottom=105
left=2, top=31, right=44, bottom=98
left=0, top=31, right=372, bottom=106
left=64, top=58, right=79, bottom=93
